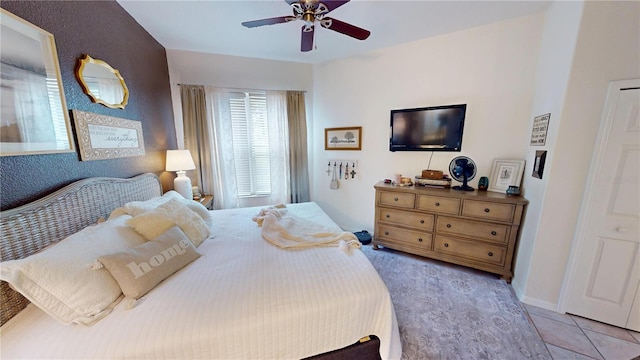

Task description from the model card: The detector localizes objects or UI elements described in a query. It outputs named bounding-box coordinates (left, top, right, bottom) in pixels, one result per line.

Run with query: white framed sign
left=72, top=109, right=145, bottom=161
left=530, top=113, right=550, bottom=146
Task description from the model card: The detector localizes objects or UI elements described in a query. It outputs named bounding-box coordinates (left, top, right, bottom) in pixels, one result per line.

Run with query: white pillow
left=0, top=215, right=146, bottom=325
left=127, top=199, right=210, bottom=247
left=110, top=191, right=212, bottom=226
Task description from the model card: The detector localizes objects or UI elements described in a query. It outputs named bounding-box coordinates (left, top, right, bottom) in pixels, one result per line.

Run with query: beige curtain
left=180, top=84, right=215, bottom=198
left=286, top=91, right=310, bottom=203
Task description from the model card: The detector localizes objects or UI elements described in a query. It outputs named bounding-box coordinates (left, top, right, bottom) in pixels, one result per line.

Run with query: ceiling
left=117, top=0, right=552, bottom=64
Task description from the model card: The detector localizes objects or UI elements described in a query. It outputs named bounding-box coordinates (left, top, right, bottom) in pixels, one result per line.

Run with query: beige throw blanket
left=252, top=204, right=361, bottom=253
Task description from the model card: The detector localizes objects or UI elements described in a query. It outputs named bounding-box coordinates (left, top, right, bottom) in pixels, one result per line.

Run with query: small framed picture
left=488, top=159, right=526, bottom=193
left=324, top=126, right=362, bottom=150
left=532, top=150, right=547, bottom=179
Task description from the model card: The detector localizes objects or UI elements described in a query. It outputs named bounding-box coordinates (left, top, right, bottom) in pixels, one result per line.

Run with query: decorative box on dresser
left=373, top=182, right=528, bottom=282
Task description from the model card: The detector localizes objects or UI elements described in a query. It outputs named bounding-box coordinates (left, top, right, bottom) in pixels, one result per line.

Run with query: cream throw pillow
left=98, top=226, right=201, bottom=299
left=0, top=215, right=146, bottom=325
left=110, top=191, right=213, bottom=227
left=126, top=199, right=210, bottom=247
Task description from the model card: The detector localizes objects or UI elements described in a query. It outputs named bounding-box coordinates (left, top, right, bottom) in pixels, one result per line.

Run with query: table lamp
left=166, top=150, right=196, bottom=200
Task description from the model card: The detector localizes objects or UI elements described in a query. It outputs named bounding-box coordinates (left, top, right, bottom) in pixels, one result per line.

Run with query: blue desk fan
left=449, top=156, right=477, bottom=191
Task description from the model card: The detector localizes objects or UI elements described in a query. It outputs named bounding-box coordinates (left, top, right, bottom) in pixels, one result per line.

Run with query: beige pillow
left=110, top=191, right=213, bottom=227
left=98, top=226, right=201, bottom=300
left=127, top=199, right=210, bottom=247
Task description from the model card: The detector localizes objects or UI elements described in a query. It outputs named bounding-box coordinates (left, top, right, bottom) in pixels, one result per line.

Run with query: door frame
left=558, top=78, right=640, bottom=314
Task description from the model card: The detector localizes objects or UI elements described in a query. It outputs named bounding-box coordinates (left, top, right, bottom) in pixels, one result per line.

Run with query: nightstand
left=196, top=195, right=214, bottom=210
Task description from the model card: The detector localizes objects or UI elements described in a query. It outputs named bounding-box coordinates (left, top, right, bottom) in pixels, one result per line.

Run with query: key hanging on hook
left=345, top=163, right=349, bottom=180
left=326, top=161, right=331, bottom=176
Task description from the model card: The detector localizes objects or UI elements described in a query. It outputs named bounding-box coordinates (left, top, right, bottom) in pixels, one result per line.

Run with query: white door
left=564, top=79, right=640, bottom=331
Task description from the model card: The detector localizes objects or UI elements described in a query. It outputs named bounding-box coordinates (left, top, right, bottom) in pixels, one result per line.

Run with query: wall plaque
left=530, top=113, right=551, bottom=146
left=72, top=109, right=145, bottom=161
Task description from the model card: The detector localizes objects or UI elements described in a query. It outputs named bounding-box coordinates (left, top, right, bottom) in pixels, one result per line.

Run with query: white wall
left=512, top=1, right=584, bottom=308
left=310, top=13, right=544, bottom=232
left=166, top=50, right=313, bottom=148
left=519, top=0, right=640, bottom=308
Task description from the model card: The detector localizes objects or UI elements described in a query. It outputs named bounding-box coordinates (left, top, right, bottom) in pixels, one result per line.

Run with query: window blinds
left=229, top=91, right=271, bottom=197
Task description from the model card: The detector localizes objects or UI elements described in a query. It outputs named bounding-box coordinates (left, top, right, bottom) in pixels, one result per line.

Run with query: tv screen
left=389, top=104, right=467, bottom=152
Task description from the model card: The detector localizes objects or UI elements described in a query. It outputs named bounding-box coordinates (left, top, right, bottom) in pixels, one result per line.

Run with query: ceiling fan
left=241, top=0, right=370, bottom=52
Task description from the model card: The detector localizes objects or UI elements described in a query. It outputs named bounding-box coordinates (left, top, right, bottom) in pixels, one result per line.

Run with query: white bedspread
left=1, top=202, right=402, bottom=360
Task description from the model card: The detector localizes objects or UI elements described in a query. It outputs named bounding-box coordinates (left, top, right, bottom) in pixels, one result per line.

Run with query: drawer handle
left=394, top=197, right=399, bottom=201
left=435, top=202, right=440, bottom=206
left=484, top=208, right=490, bottom=213
left=386, top=214, right=390, bottom=218
left=491, top=231, right=497, bottom=236
left=420, top=219, right=425, bottom=224
left=446, top=224, right=452, bottom=228
left=444, top=243, right=449, bottom=247
left=418, top=238, right=423, bottom=242
left=384, top=231, right=389, bottom=236
left=488, top=252, right=494, bottom=257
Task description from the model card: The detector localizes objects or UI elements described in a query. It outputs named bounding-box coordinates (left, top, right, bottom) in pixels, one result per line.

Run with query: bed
left=0, top=173, right=402, bottom=359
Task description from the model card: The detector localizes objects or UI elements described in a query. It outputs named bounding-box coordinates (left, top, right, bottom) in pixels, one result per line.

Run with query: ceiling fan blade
left=242, top=16, right=295, bottom=28
left=322, top=17, right=370, bottom=40
left=301, top=26, right=314, bottom=52
left=284, top=0, right=349, bottom=13
left=322, top=1, right=351, bottom=13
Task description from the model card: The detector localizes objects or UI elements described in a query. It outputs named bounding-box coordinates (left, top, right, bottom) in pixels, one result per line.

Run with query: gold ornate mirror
left=75, top=54, right=129, bottom=109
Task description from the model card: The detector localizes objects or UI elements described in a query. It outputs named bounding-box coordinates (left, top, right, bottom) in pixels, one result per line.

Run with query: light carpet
left=361, top=245, right=552, bottom=360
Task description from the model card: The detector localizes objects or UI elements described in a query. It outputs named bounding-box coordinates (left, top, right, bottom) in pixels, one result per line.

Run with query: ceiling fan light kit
left=241, top=0, right=370, bottom=52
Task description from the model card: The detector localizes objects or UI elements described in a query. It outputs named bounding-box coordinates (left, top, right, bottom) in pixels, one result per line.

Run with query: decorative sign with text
left=72, top=110, right=145, bottom=161
left=530, top=113, right=550, bottom=146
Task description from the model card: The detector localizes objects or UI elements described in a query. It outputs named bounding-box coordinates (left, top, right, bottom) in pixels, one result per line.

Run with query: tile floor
left=522, top=304, right=640, bottom=360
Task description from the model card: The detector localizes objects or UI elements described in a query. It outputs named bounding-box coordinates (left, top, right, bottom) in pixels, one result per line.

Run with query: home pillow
left=127, top=199, right=210, bottom=247
left=0, top=215, right=146, bottom=325
left=97, top=226, right=201, bottom=300
left=109, top=191, right=213, bottom=227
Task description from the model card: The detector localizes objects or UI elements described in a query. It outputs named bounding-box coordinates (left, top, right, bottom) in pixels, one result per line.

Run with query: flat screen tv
left=389, top=104, right=467, bottom=152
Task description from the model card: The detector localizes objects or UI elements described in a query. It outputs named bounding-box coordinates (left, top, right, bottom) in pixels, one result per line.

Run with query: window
left=229, top=91, right=271, bottom=197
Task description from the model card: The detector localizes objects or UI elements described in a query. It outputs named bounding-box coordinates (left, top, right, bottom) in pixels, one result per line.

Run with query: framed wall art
left=0, top=9, right=74, bottom=156
left=532, top=150, right=547, bottom=179
left=530, top=113, right=550, bottom=146
left=72, top=110, right=145, bottom=161
left=488, top=159, right=526, bottom=193
left=325, top=126, right=362, bottom=150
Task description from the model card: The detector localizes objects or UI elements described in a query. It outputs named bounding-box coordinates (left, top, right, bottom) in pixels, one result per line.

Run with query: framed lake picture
left=0, top=9, right=74, bottom=156
left=72, top=110, right=145, bottom=161
left=325, top=126, right=362, bottom=150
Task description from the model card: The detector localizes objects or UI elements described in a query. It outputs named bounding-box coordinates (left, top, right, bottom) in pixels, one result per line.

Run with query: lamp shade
left=166, top=150, right=195, bottom=171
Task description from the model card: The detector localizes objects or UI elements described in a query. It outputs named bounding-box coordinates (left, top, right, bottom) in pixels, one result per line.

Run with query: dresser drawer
left=436, top=216, right=509, bottom=244
left=378, top=208, right=434, bottom=231
left=434, top=235, right=505, bottom=266
left=462, top=200, right=515, bottom=222
left=378, top=225, right=433, bottom=248
left=416, top=195, right=460, bottom=215
left=379, top=191, right=415, bottom=209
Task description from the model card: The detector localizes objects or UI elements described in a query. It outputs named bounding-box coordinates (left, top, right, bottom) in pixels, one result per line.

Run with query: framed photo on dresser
left=488, top=159, right=525, bottom=193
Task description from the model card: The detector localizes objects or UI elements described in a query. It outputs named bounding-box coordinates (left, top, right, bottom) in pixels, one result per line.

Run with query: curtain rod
left=176, top=83, right=307, bottom=93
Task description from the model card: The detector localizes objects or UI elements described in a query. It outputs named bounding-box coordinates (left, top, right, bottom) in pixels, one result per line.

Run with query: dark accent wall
left=0, top=1, right=177, bottom=210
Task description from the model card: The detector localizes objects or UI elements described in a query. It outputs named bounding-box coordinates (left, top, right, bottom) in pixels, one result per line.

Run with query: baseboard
left=519, top=296, right=559, bottom=312
left=510, top=279, right=559, bottom=312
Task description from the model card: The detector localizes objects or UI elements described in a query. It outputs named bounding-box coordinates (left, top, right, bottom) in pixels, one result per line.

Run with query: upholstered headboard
left=0, top=173, right=162, bottom=325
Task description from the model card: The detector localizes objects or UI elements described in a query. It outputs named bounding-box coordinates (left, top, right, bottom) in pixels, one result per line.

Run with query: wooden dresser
left=373, top=182, right=528, bottom=281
